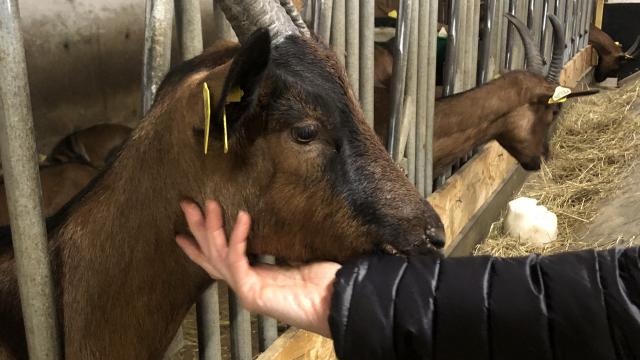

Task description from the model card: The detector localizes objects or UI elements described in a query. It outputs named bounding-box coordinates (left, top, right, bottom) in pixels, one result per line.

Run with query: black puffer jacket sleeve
left=328, top=247, right=640, bottom=360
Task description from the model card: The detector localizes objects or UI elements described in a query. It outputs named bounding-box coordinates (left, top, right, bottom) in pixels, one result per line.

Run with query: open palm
left=176, top=200, right=339, bottom=338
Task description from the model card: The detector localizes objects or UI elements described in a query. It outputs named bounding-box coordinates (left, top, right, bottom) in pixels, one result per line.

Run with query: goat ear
left=566, top=88, right=600, bottom=98
left=212, top=28, right=271, bottom=137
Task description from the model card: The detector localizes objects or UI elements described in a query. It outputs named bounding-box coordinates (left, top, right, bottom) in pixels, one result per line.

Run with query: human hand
left=176, top=200, right=340, bottom=338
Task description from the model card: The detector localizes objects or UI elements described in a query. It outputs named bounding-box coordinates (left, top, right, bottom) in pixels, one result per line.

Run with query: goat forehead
left=269, top=39, right=359, bottom=131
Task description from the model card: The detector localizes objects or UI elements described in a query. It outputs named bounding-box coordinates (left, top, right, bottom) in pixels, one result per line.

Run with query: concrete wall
left=18, top=0, right=221, bottom=154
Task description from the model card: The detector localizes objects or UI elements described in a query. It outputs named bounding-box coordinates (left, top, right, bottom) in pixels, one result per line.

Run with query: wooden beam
left=594, top=0, right=605, bottom=28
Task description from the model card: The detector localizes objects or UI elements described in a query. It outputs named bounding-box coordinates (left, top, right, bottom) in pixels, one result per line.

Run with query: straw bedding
left=476, top=78, right=640, bottom=257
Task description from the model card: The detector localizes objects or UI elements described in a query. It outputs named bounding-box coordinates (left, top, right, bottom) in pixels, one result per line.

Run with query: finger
left=176, top=234, right=222, bottom=279
left=204, top=200, right=229, bottom=258
left=227, top=211, right=252, bottom=277
left=181, top=201, right=209, bottom=251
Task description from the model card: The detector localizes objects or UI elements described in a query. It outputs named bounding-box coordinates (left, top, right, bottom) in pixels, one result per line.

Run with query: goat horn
left=216, top=0, right=301, bottom=44
left=504, top=13, right=544, bottom=76
left=279, top=0, right=311, bottom=36
left=546, top=14, right=566, bottom=83
left=625, top=35, right=640, bottom=57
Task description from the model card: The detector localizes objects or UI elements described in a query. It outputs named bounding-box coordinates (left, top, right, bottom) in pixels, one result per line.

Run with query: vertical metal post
left=469, top=0, right=480, bottom=89
left=142, top=1, right=180, bottom=357
left=345, top=0, right=359, bottom=96
left=141, top=0, right=174, bottom=114
left=540, top=0, right=549, bottom=64
left=405, top=0, right=419, bottom=182
left=359, top=0, right=374, bottom=127
left=0, top=1, right=61, bottom=358
left=330, top=0, right=345, bottom=63
left=443, top=0, right=459, bottom=97
left=479, top=0, right=496, bottom=84
left=505, top=0, right=516, bottom=69
left=176, top=0, right=203, bottom=60
left=176, top=2, right=223, bottom=359
left=387, top=0, right=412, bottom=159
left=454, top=0, right=467, bottom=92
left=229, top=292, right=252, bottom=360
left=314, top=0, right=333, bottom=44
left=212, top=0, right=236, bottom=43
left=197, top=285, right=222, bottom=360
left=417, top=0, right=438, bottom=195
left=425, top=0, right=438, bottom=195
left=257, top=256, right=278, bottom=351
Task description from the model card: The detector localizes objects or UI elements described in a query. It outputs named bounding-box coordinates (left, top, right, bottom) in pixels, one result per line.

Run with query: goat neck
left=432, top=72, right=540, bottom=175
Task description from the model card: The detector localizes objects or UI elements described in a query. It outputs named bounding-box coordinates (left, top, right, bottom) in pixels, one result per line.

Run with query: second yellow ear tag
left=388, top=10, right=398, bottom=19
left=202, top=82, right=211, bottom=155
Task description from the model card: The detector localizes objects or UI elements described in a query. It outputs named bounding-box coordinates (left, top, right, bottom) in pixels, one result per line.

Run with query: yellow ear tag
left=615, top=41, right=622, bottom=47
left=388, top=10, right=398, bottom=19
left=202, top=82, right=211, bottom=155
left=548, top=86, right=571, bottom=104
left=227, top=87, right=244, bottom=103
left=222, top=108, right=229, bottom=154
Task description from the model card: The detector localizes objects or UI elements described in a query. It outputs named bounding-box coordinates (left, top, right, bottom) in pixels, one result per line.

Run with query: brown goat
left=0, top=25, right=446, bottom=359
left=589, top=25, right=640, bottom=82
left=375, top=14, right=597, bottom=177
left=0, top=163, right=98, bottom=227
left=48, top=124, right=132, bottom=169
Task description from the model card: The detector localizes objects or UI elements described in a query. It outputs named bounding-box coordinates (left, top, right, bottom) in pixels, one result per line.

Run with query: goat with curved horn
left=546, top=14, right=566, bottom=83
left=216, top=0, right=301, bottom=44
left=504, top=13, right=545, bottom=76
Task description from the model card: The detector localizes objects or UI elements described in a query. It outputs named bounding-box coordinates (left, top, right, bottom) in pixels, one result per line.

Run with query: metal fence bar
left=140, top=1, right=181, bottom=357
left=257, top=255, right=278, bottom=351
left=176, top=2, right=224, bottom=359
left=479, top=0, right=496, bottom=84
left=212, top=0, right=236, bottom=42
left=454, top=0, right=467, bottom=92
left=406, top=0, right=419, bottom=182
left=416, top=0, right=432, bottom=194
left=359, top=0, right=374, bottom=127
left=0, top=1, right=61, bottom=358
left=229, top=292, right=252, bottom=360
left=540, top=0, right=549, bottom=65
left=141, top=0, right=174, bottom=114
left=330, top=0, right=345, bottom=64
left=437, top=0, right=458, bottom=187
left=505, top=0, right=516, bottom=69
left=197, top=285, right=222, bottom=360
left=346, top=0, right=359, bottom=95
left=176, top=0, right=203, bottom=60
left=315, top=0, right=333, bottom=44
left=388, top=0, right=412, bottom=160
left=425, top=0, right=438, bottom=195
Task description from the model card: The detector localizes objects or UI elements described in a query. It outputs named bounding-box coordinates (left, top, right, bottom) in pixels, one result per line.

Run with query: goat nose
left=426, top=227, right=446, bottom=249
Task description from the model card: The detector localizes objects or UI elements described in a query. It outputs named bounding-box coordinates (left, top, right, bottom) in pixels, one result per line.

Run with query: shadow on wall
left=18, top=0, right=221, bottom=155
left=602, top=2, right=640, bottom=79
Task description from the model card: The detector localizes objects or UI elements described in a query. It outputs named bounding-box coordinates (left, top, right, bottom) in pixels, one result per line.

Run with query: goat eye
left=291, top=124, right=318, bottom=144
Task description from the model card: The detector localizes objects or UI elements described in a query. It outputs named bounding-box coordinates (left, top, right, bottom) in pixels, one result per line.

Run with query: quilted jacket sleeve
left=328, top=247, right=640, bottom=360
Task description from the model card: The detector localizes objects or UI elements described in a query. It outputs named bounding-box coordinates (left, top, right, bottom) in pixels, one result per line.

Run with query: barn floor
left=581, top=85, right=640, bottom=244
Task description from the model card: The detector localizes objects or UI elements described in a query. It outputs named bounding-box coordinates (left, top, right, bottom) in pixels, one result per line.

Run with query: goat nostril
left=427, top=227, right=446, bottom=249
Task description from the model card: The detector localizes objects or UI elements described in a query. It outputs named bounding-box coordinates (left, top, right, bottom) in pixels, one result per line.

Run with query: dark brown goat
left=48, top=124, right=132, bottom=169
left=375, top=14, right=597, bottom=176
left=589, top=25, right=640, bottom=82
left=0, top=163, right=97, bottom=226
left=0, top=21, right=446, bottom=360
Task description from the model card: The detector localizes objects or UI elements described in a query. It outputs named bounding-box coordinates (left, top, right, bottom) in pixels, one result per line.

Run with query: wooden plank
left=448, top=167, right=528, bottom=257
left=256, top=328, right=336, bottom=360
left=594, top=0, right=605, bottom=28
left=431, top=142, right=518, bottom=251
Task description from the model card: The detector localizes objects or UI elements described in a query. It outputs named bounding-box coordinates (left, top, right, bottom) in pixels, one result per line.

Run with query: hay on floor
left=476, top=79, right=640, bottom=257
